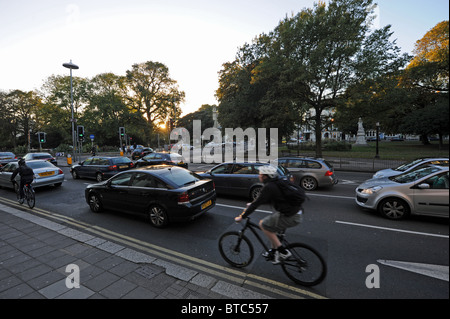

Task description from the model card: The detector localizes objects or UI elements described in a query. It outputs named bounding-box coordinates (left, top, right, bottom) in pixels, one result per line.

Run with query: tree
left=38, top=75, right=90, bottom=146
left=0, top=90, right=43, bottom=148
left=402, top=20, right=449, bottom=92
left=218, top=0, right=408, bottom=157
left=399, top=21, right=449, bottom=145
left=125, top=61, right=185, bottom=145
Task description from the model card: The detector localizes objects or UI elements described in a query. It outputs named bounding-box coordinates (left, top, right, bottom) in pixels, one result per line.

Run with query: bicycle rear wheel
left=281, top=243, right=326, bottom=286
left=218, top=231, right=254, bottom=268
left=26, top=187, right=35, bottom=209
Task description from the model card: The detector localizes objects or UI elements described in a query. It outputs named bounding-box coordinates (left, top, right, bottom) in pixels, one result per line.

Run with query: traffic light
left=77, top=126, right=84, bottom=141
left=119, top=127, right=125, bottom=138
left=38, top=132, right=46, bottom=143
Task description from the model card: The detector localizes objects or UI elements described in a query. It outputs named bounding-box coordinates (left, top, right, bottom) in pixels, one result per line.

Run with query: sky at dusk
left=1, top=0, right=448, bottom=115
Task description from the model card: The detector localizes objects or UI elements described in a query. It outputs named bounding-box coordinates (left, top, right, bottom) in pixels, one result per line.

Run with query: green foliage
left=0, top=61, right=185, bottom=150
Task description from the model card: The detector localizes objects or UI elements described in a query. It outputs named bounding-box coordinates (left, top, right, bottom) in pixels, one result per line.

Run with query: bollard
left=67, top=154, right=72, bottom=165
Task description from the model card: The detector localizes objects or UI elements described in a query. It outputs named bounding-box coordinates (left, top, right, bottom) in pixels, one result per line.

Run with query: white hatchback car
left=356, top=165, right=449, bottom=220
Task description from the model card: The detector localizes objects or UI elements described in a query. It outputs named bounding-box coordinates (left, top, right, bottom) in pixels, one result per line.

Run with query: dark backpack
left=275, top=178, right=306, bottom=208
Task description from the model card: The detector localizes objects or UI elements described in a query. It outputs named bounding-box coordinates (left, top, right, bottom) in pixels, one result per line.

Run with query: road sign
left=90, top=134, right=95, bottom=140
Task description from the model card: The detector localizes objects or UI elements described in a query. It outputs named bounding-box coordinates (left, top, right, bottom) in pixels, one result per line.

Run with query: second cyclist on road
left=10, top=158, right=34, bottom=201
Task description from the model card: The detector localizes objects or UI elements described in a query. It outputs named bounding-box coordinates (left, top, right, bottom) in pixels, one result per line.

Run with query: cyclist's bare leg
left=259, top=219, right=281, bottom=249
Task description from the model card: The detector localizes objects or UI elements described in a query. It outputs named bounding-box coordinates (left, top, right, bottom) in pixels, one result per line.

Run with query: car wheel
left=250, top=186, right=262, bottom=200
left=96, top=173, right=103, bottom=182
left=300, top=176, right=318, bottom=191
left=88, top=193, right=103, bottom=213
left=378, top=198, right=410, bottom=220
left=71, top=170, right=79, bottom=179
left=148, top=205, right=169, bottom=228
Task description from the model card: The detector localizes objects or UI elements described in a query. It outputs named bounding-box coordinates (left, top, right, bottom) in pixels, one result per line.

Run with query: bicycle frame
left=238, top=218, right=288, bottom=253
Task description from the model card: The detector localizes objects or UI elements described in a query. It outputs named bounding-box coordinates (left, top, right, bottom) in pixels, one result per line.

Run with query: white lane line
left=306, top=193, right=354, bottom=200
left=336, top=220, right=449, bottom=239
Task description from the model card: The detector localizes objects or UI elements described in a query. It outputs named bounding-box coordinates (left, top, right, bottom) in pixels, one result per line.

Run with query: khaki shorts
left=261, top=211, right=302, bottom=233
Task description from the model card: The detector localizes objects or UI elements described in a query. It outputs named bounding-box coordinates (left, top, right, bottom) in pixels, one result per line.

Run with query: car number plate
left=201, top=200, right=212, bottom=210
left=119, top=165, right=128, bottom=169
left=39, top=171, right=55, bottom=177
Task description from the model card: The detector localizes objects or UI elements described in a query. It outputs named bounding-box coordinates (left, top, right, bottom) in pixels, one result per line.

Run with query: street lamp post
left=63, top=60, right=79, bottom=161
left=375, top=122, right=380, bottom=159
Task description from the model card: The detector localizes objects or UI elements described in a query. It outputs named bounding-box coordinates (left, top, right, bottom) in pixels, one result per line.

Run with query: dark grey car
left=275, top=157, right=338, bottom=191
left=198, top=162, right=290, bottom=200
left=71, top=156, right=134, bottom=182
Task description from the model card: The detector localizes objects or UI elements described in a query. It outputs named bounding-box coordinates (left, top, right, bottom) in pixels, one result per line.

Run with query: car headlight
left=361, top=186, right=382, bottom=195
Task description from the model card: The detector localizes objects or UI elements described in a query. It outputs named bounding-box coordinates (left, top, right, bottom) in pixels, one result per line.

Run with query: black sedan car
left=71, top=156, right=134, bottom=182
left=131, top=147, right=154, bottom=160
left=85, top=165, right=216, bottom=227
left=135, top=152, right=188, bottom=168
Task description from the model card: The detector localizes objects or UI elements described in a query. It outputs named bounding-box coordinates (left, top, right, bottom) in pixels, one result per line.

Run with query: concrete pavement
left=0, top=202, right=273, bottom=300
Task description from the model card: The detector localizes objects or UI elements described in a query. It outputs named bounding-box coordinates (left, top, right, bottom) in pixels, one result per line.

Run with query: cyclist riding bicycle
left=235, top=165, right=302, bottom=264
left=10, top=158, right=34, bottom=200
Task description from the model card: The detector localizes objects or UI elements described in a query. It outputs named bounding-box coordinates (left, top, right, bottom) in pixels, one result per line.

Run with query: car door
left=413, top=171, right=449, bottom=217
left=229, top=163, right=259, bottom=196
left=208, top=163, right=234, bottom=194
left=77, top=158, right=93, bottom=178
left=0, top=162, right=17, bottom=188
left=127, top=172, right=166, bottom=214
left=101, top=172, right=134, bottom=212
left=285, top=159, right=305, bottom=184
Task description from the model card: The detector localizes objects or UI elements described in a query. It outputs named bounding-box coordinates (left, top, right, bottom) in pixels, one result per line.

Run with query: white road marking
left=378, top=260, right=449, bottom=282
left=336, top=220, right=449, bottom=239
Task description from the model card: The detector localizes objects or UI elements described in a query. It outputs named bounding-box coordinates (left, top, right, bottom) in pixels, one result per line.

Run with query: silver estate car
left=373, top=157, right=449, bottom=179
left=0, top=160, right=65, bottom=189
left=275, top=157, right=338, bottom=191
left=356, top=165, right=449, bottom=220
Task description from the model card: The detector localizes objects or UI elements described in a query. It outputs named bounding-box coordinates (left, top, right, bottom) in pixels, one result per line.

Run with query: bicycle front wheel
left=26, top=187, right=35, bottom=209
left=281, top=243, right=326, bottom=286
left=218, top=231, right=254, bottom=268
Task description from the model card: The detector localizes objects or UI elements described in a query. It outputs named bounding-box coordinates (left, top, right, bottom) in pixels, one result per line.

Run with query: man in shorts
left=235, top=165, right=302, bottom=264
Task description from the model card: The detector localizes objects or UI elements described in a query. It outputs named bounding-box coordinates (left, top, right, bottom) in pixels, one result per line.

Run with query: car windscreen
left=27, top=161, right=54, bottom=169
left=33, top=154, right=52, bottom=159
left=394, top=159, right=424, bottom=172
left=160, top=168, right=201, bottom=187
left=390, top=166, right=441, bottom=184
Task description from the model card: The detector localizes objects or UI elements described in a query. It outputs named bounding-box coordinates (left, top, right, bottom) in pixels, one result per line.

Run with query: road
left=0, top=165, right=448, bottom=299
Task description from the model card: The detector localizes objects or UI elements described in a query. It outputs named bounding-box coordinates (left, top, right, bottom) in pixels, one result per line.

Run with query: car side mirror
left=418, top=183, right=430, bottom=189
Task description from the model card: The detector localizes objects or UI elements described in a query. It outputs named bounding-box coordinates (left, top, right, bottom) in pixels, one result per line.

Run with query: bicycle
left=13, top=181, right=35, bottom=209
left=218, top=217, right=326, bottom=286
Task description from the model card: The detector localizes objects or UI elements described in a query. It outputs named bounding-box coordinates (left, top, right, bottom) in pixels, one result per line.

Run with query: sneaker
left=272, top=249, right=292, bottom=265
left=262, top=249, right=275, bottom=261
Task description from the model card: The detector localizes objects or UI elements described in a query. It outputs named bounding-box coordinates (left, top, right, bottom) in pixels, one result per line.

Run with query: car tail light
left=130, top=162, right=134, bottom=168
left=178, top=192, right=189, bottom=204
left=325, top=170, right=334, bottom=176
left=58, top=169, right=63, bottom=175
left=108, top=165, right=118, bottom=171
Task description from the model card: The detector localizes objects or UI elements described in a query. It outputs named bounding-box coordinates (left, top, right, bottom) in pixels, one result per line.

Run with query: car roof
left=134, top=164, right=184, bottom=173
left=277, top=156, right=326, bottom=161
